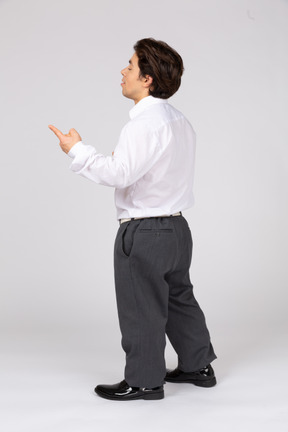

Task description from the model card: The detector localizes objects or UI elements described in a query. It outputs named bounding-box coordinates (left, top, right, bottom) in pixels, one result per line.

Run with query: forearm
left=68, top=141, right=129, bottom=188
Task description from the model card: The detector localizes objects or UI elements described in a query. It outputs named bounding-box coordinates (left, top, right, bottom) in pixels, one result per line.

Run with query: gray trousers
left=114, top=214, right=217, bottom=388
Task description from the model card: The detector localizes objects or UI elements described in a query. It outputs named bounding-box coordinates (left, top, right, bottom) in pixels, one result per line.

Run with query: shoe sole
left=95, top=389, right=164, bottom=401
left=165, top=377, right=217, bottom=388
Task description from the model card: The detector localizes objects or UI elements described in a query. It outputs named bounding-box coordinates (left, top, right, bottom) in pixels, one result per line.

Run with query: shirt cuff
left=67, top=141, right=85, bottom=159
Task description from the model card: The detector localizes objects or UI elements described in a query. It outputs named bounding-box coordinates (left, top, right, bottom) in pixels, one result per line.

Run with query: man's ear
left=142, top=75, right=153, bottom=89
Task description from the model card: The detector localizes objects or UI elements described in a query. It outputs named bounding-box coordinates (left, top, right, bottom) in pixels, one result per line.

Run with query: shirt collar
left=129, top=95, right=168, bottom=120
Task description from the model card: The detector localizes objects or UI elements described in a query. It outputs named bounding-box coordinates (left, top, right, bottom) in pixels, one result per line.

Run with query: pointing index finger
left=48, top=124, right=64, bottom=139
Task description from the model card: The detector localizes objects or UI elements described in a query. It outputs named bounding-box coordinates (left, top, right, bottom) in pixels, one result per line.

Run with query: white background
left=1, top=0, right=287, bottom=431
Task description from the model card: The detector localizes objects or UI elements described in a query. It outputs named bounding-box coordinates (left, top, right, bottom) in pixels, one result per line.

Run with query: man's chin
left=122, top=90, right=133, bottom=101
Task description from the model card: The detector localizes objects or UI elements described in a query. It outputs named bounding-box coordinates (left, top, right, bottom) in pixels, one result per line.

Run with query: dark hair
left=133, top=38, right=184, bottom=99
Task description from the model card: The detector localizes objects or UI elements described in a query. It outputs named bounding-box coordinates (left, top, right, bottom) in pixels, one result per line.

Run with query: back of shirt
left=114, top=99, right=196, bottom=219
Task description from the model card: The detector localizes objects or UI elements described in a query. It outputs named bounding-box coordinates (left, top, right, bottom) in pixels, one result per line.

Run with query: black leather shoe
left=165, top=364, right=216, bottom=387
left=94, top=380, right=164, bottom=401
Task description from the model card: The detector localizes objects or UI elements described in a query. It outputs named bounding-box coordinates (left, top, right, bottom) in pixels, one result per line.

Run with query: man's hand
left=48, top=125, right=82, bottom=154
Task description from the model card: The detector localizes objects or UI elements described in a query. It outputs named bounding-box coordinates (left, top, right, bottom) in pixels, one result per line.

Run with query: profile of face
left=121, top=52, right=152, bottom=104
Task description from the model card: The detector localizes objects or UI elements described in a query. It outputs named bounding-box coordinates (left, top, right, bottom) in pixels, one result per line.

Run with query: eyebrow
left=129, top=59, right=134, bottom=66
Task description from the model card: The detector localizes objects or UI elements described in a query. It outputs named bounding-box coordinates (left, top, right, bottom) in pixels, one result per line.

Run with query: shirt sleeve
left=67, top=122, right=168, bottom=189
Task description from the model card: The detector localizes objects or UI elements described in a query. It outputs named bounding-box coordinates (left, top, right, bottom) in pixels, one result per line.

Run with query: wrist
left=67, top=141, right=84, bottom=158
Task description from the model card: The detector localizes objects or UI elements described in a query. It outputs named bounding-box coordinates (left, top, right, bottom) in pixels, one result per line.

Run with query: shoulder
left=129, top=103, right=187, bottom=131
left=118, top=119, right=157, bottom=147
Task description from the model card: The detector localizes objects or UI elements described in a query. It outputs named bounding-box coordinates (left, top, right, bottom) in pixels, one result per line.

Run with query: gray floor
left=1, top=328, right=287, bottom=432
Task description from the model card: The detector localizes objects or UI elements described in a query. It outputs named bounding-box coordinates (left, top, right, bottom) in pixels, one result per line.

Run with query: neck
left=134, top=94, right=150, bottom=105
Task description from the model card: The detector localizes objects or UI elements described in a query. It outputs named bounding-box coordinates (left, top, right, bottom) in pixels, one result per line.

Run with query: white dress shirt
left=68, top=96, right=196, bottom=220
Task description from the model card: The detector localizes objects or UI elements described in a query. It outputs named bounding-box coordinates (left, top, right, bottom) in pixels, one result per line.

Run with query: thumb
left=69, top=128, right=82, bottom=140
left=69, top=128, right=82, bottom=143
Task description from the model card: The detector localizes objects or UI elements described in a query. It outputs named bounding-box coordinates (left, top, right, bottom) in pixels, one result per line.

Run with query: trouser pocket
left=121, top=220, right=141, bottom=257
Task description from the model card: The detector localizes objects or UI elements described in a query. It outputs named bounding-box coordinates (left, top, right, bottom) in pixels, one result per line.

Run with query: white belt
left=119, top=211, right=182, bottom=225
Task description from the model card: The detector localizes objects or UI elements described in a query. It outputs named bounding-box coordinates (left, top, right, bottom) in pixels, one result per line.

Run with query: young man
left=49, top=38, right=217, bottom=401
